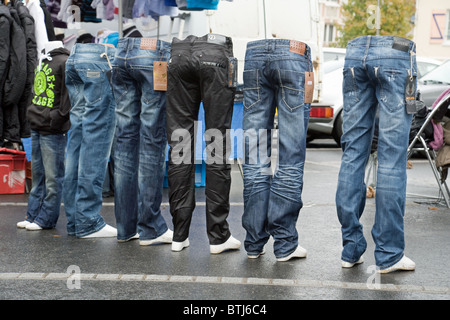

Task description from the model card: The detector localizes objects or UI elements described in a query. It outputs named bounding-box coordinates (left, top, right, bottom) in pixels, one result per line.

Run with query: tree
left=336, top=0, right=416, bottom=48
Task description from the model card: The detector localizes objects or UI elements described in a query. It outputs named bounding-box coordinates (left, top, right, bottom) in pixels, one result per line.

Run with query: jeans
left=336, top=36, right=417, bottom=269
left=166, top=34, right=236, bottom=245
left=26, top=130, right=67, bottom=228
left=241, top=39, right=312, bottom=259
left=64, top=44, right=116, bottom=237
left=111, top=37, right=171, bottom=241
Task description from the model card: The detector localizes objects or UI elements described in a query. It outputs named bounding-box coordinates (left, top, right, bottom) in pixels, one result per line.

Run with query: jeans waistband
left=347, top=36, right=416, bottom=53
left=171, top=34, right=233, bottom=52
left=70, top=43, right=116, bottom=59
left=116, top=37, right=171, bottom=52
left=246, top=39, right=311, bottom=59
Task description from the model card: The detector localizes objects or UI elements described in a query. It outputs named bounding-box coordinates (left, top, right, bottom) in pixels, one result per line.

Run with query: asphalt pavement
left=1, top=140, right=449, bottom=305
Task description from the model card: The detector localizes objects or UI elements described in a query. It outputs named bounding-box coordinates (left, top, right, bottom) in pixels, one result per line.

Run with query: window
left=447, top=10, right=450, bottom=41
left=323, top=24, right=335, bottom=43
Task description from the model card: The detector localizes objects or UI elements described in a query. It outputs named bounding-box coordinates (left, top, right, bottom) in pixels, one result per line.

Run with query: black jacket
left=0, top=4, right=12, bottom=104
left=27, top=48, right=71, bottom=135
left=15, top=0, right=38, bottom=138
left=2, top=2, right=26, bottom=108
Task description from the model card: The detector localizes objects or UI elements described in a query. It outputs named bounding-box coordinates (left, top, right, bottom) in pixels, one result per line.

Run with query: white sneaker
left=81, top=224, right=117, bottom=238
left=140, top=229, right=173, bottom=246
left=276, top=245, right=307, bottom=262
left=118, top=233, right=139, bottom=243
left=210, top=236, right=241, bottom=254
left=342, top=256, right=364, bottom=268
left=17, top=220, right=31, bottom=229
left=172, top=239, right=190, bottom=252
left=26, top=222, right=43, bottom=231
left=247, top=248, right=266, bottom=259
left=378, top=256, right=416, bottom=274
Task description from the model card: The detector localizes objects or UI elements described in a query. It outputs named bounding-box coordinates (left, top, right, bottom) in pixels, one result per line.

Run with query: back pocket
left=243, top=69, right=261, bottom=110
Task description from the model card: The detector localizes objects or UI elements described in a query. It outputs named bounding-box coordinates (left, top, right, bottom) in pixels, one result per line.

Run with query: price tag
left=304, top=72, right=314, bottom=103
left=154, top=61, right=167, bottom=91
left=405, top=75, right=417, bottom=114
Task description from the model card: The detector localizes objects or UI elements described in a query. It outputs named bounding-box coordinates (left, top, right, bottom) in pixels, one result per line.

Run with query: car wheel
left=332, top=111, right=343, bottom=146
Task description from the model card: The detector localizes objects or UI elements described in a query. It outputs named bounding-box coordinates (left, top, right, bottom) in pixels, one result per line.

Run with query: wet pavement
left=1, top=141, right=449, bottom=304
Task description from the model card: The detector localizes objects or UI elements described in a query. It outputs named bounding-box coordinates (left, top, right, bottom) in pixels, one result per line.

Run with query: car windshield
left=421, top=60, right=450, bottom=85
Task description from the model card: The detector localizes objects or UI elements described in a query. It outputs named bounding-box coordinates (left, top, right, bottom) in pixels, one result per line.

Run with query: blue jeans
left=64, top=44, right=116, bottom=237
left=242, top=39, right=312, bottom=259
left=26, top=130, right=67, bottom=228
left=111, top=38, right=170, bottom=241
left=336, top=36, right=417, bottom=269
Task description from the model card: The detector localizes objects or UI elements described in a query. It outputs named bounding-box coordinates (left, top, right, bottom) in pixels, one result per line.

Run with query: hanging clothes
left=14, top=0, right=38, bottom=138
left=0, top=3, right=12, bottom=146
left=2, top=1, right=27, bottom=145
left=27, top=0, right=49, bottom=56
left=39, top=0, right=56, bottom=40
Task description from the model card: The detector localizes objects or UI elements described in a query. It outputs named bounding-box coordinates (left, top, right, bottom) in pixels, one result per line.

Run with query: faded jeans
left=26, top=130, right=66, bottom=228
left=336, top=36, right=417, bottom=269
left=64, top=44, right=116, bottom=237
left=242, top=39, right=312, bottom=259
left=111, top=37, right=171, bottom=241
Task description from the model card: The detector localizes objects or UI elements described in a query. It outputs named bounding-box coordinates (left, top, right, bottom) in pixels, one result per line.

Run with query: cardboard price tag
left=153, top=61, right=167, bottom=91
left=304, top=72, right=314, bottom=103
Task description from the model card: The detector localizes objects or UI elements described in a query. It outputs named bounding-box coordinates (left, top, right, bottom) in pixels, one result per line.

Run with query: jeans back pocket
left=243, top=69, right=261, bottom=110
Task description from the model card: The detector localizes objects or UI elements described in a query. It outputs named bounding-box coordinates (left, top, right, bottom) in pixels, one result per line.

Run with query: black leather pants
left=166, top=34, right=236, bottom=245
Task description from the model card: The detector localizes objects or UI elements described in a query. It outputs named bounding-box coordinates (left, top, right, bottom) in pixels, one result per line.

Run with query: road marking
left=0, top=272, right=448, bottom=295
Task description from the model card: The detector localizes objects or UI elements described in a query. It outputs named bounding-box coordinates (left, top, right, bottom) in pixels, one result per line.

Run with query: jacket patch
left=33, top=62, right=55, bottom=108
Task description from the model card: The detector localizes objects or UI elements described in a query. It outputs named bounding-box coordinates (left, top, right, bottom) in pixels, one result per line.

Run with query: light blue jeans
left=111, top=38, right=171, bottom=241
left=336, top=36, right=417, bottom=269
left=64, top=44, right=116, bottom=237
left=242, top=39, right=312, bottom=259
left=26, top=130, right=66, bottom=228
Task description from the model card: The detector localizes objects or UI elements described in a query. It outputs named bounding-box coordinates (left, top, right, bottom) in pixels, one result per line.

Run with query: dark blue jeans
left=242, top=39, right=312, bottom=259
left=26, top=130, right=66, bottom=228
left=111, top=38, right=171, bottom=241
left=64, top=44, right=116, bottom=237
left=336, top=36, right=417, bottom=269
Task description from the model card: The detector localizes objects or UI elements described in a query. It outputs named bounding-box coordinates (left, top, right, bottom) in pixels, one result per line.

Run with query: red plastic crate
left=0, top=148, right=26, bottom=194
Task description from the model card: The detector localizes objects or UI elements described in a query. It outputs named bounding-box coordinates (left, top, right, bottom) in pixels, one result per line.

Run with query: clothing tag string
left=100, top=48, right=112, bottom=70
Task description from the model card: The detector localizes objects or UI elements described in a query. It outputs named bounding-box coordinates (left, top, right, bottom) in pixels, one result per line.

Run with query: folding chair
left=407, top=90, right=450, bottom=208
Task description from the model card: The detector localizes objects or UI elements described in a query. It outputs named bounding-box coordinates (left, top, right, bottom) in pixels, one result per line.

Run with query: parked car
left=418, top=59, right=450, bottom=107
left=307, top=55, right=443, bottom=145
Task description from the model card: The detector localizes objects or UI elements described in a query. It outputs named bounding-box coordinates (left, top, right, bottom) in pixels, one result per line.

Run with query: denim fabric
left=111, top=37, right=171, bottom=241
left=26, top=130, right=67, bottom=228
left=64, top=43, right=116, bottom=237
left=241, top=39, right=312, bottom=259
left=336, top=36, right=417, bottom=269
left=166, top=34, right=235, bottom=245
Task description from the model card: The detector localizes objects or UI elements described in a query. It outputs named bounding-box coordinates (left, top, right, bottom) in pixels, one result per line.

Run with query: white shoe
left=247, top=248, right=266, bottom=259
left=342, top=256, right=364, bottom=268
left=210, top=236, right=241, bottom=254
left=81, top=224, right=117, bottom=238
left=118, top=233, right=139, bottom=243
left=172, top=239, right=190, bottom=252
left=276, top=245, right=307, bottom=262
left=378, top=256, right=416, bottom=274
left=25, top=222, right=43, bottom=231
left=140, top=229, right=173, bottom=246
left=17, top=220, right=31, bottom=229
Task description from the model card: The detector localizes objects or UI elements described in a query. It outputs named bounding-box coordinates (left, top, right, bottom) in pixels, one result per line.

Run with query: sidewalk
left=0, top=146, right=449, bottom=301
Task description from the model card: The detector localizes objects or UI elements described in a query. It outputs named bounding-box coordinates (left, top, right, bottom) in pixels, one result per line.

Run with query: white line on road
left=0, top=272, right=448, bottom=295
